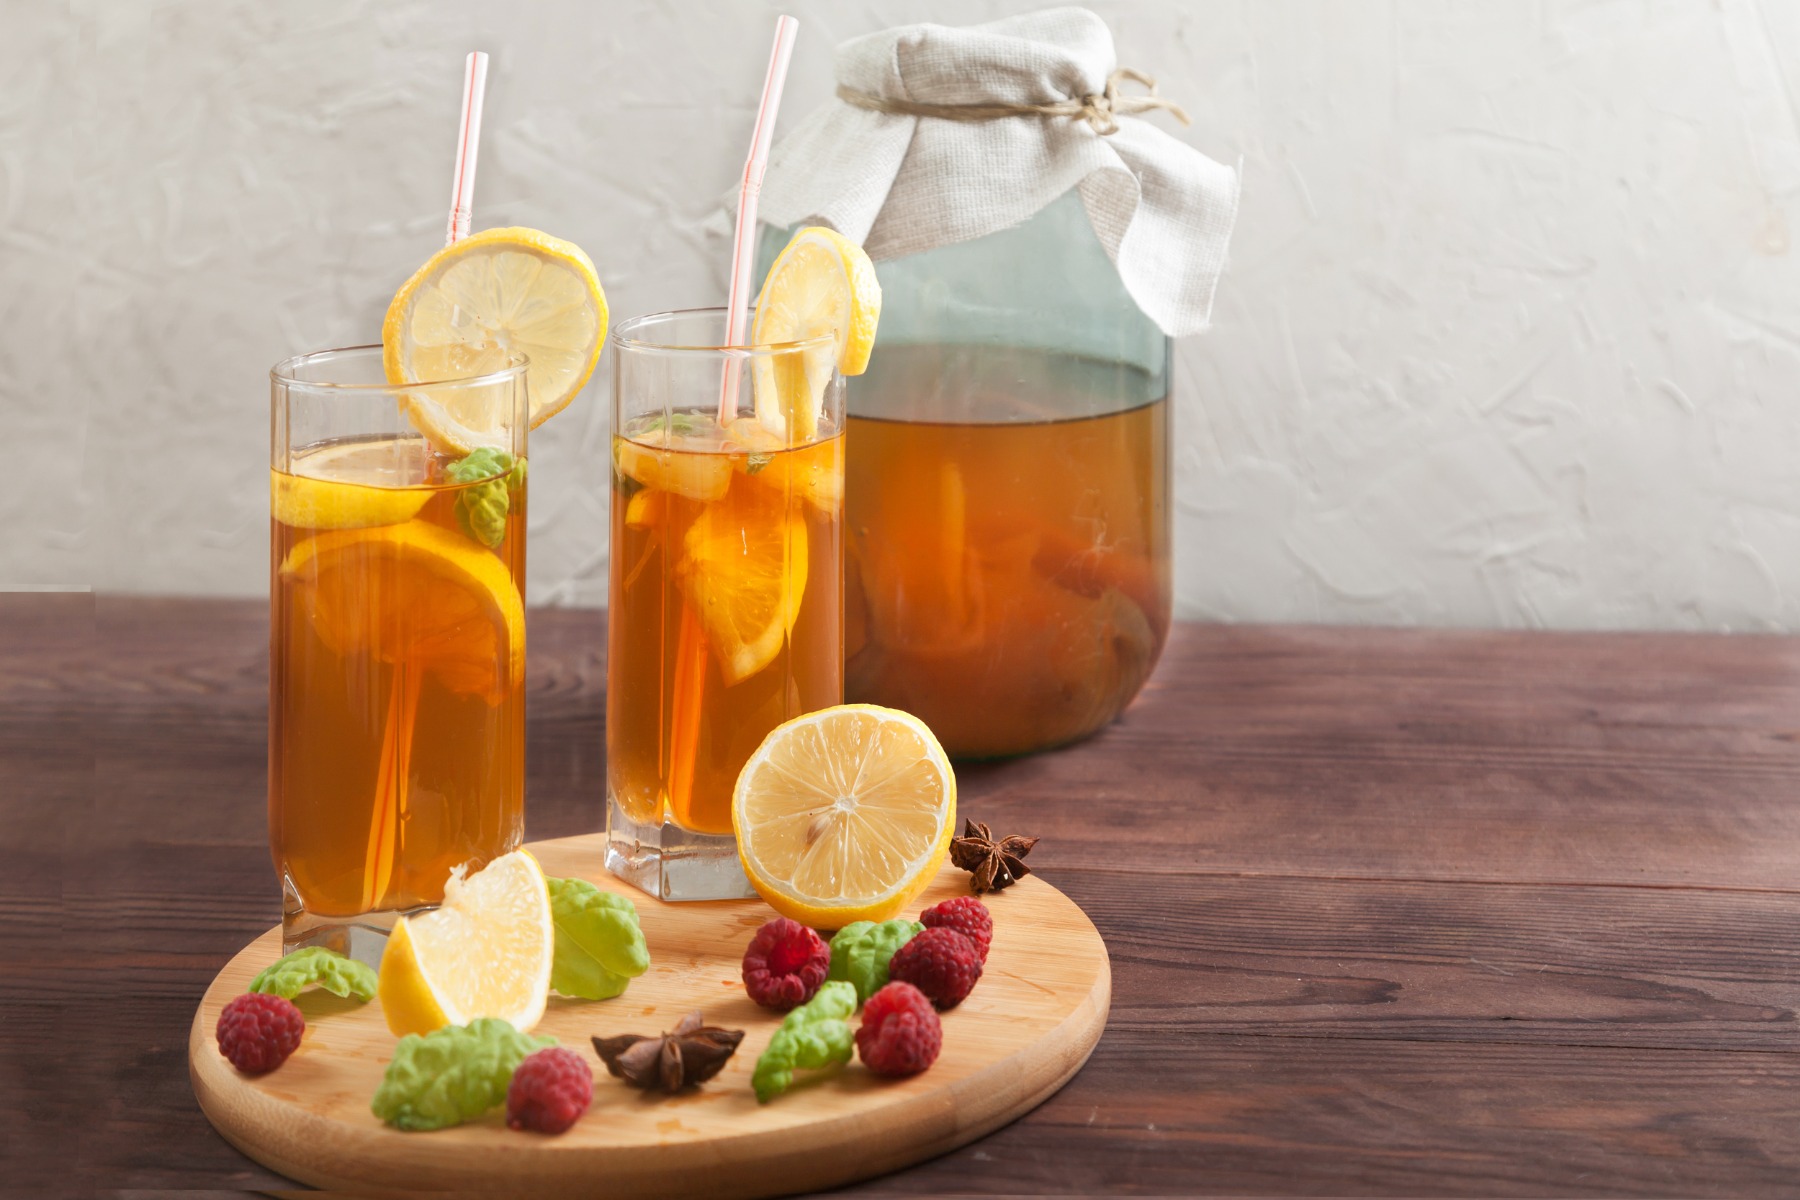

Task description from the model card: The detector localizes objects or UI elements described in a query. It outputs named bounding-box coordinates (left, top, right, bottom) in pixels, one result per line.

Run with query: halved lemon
left=750, top=226, right=881, bottom=442
left=279, top=521, right=524, bottom=702
left=677, top=480, right=808, bottom=685
left=733, top=705, right=956, bottom=929
left=271, top=440, right=434, bottom=530
left=383, top=227, right=607, bottom=452
left=377, top=849, right=555, bottom=1037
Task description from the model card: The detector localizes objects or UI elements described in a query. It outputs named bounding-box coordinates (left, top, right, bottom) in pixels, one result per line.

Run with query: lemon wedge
left=750, top=226, right=880, bottom=442
left=377, top=849, right=554, bottom=1037
left=733, top=704, right=955, bottom=929
left=383, top=227, right=607, bottom=452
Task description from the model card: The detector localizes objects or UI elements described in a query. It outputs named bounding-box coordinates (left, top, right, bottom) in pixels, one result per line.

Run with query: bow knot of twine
left=837, top=67, right=1190, bottom=136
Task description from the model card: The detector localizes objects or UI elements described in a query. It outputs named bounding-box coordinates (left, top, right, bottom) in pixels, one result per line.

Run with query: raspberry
left=215, top=992, right=304, bottom=1073
left=887, top=926, right=983, bottom=1009
left=919, top=896, right=992, bottom=963
left=856, top=982, right=942, bottom=1076
left=506, top=1047, right=593, bottom=1134
left=741, top=917, right=830, bottom=1011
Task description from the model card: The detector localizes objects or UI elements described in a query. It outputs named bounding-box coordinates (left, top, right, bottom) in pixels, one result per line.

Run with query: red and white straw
left=446, top=51, right=490, bottom=246
left=719, top=16, right=800, bottom=422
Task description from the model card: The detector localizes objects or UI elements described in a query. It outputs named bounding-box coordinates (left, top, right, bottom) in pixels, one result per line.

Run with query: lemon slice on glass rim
left=749, top=225, right=881, bottom=443
left=383, top=227, right=608, bottom=453
left=733, top=704, right=955, bottom=929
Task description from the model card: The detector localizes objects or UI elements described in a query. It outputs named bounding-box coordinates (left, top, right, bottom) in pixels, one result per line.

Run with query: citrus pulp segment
left=732, top=704, right=956, bottom=929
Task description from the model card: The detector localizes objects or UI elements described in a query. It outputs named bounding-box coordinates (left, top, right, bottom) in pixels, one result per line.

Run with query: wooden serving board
left=189, top=832, right=1110, bottom=1198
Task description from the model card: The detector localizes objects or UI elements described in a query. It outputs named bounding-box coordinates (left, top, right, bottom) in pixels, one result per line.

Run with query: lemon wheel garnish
left=383, top=227, right=608, bottom=452
left=677, top=481, right=808, bottom=686
left=733, top=704, right=956, bottom=929
left=377, top=849, right=554, bottom=1037
left=750, top=226, right=881, bottom=442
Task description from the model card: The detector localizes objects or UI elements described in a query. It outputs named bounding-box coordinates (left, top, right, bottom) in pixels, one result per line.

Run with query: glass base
left=280, top=872, right=435, bottom=965
left=605, top=795, right=756, bottom=902
left=280, top=908, right=416, bottom=968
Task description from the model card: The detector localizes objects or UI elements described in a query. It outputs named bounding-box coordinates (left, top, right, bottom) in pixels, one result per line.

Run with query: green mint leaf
left=248, top=947, right=377, bottom=1002
left=371, top=1018, right=555, bottom=1131
left=826, top=920, right=923, bottom=1007
left=446, top=449, right=522, bottom=549
left=751, top=980, right=856, bottom=1103
left=546, top=876, right=651, bottom=1000
left=745, top=452, right=773, bottom=475
left=444, top=447, right=514, bottom=485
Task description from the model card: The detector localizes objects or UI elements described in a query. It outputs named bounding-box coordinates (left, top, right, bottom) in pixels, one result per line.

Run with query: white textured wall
left=12, top=0, right=1800, bottom=629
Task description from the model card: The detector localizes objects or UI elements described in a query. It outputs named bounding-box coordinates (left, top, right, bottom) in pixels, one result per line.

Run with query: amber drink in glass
left=605, top=309, right=844, bottom=901
left=270, top=347, right=528, bottom=956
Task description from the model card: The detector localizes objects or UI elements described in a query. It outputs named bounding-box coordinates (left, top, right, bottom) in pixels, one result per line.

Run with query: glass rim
left=270, top=344, right=530, bottom=391
left=612, top=307, right=836, bottom=357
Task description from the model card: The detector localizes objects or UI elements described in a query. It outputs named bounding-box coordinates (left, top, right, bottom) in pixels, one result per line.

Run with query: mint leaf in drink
left=248, top=947, right=377, bottom=1002
left=445, top=448, right=524, bottom=548
left=745, top=452, right=773, bottom=475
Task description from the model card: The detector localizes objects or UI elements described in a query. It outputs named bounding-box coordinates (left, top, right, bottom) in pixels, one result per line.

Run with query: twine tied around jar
left=836, top=67, right=1191, bottom=137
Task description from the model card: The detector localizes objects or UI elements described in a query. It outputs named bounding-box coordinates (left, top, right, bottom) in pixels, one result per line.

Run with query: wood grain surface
left=7, top=592, right=1800, bottom=1197
left=187, top=851, right=1107, bottom=1199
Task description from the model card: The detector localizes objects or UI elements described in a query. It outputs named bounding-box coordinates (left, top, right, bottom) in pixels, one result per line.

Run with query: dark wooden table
left=8, top=592, right=1799, bottom=1196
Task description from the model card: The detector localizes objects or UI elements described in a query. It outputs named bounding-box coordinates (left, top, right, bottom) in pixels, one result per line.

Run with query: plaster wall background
left=11, top=0, right=1800, bottom=629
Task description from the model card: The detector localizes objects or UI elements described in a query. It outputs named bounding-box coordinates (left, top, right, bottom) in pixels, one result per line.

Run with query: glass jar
left=760, top=191, right=1171, bottom=759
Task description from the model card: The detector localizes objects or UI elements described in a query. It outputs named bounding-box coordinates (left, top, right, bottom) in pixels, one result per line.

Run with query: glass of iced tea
left=605, top=309, right=843, bottom=901
left=270, top=346, right=528, bottom=956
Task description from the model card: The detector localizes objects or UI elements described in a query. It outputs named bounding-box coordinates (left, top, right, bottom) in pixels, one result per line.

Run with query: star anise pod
left=591, top=1011, right=744, bottom=1093
left=949, top=819, right=1040, bottom=894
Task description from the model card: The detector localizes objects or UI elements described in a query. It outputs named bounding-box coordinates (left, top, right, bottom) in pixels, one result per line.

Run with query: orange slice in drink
left=676, top=481, right=807, bottom=685
left=279, top=521, right=524, bottom=702
left=722, top=417, right=842, bottom=512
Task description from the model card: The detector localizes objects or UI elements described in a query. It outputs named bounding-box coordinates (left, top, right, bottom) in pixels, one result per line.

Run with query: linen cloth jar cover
left=749, top=7, right=1240, bottom=757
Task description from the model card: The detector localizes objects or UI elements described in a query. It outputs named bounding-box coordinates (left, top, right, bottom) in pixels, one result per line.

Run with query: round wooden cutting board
left=189, top=832, right=1110, bottom=1198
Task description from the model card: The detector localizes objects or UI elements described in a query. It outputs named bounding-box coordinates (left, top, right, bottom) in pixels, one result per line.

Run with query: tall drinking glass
left=270, top=347, right=528, bottom=957
left=605, top=309, right=844, bottom=901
